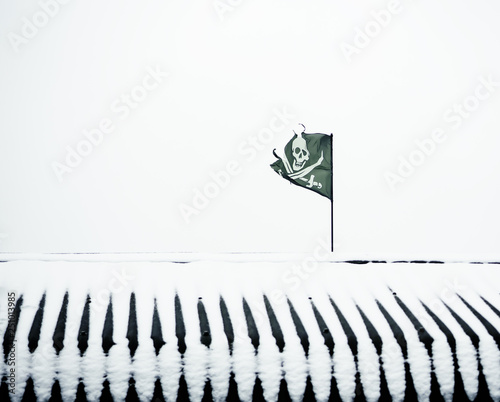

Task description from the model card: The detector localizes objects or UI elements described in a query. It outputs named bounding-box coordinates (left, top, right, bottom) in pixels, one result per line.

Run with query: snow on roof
left=1, top=261, right=499, bottom=401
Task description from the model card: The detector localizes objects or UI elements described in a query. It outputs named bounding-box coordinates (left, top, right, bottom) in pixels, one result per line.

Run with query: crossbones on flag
left=271, top=131, right=332, bottom=200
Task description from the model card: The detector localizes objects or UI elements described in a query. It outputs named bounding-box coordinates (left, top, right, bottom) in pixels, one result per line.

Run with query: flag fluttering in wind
left=271, top=131, right=333, bottom=200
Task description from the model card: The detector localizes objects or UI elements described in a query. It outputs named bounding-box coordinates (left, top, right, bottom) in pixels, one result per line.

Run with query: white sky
left=0, top=0, right=499, bottom=257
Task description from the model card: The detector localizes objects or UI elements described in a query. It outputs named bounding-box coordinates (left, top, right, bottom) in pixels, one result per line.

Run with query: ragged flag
left=271, top=130, right=333, bottom=200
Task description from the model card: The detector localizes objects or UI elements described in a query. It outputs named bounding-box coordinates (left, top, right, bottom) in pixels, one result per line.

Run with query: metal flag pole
left=330, top=133, right=334, bottom=253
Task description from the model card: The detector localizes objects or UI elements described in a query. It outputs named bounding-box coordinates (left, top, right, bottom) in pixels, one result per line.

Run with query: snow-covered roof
left=1, top=261, right=499, bottom=401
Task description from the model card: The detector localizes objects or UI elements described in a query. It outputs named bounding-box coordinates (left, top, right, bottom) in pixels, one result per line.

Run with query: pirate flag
left=271, top=131, right=332, bottom=200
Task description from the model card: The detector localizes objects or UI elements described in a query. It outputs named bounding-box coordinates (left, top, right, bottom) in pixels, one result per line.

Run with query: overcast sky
left=1, top=0, right=499, bottom=258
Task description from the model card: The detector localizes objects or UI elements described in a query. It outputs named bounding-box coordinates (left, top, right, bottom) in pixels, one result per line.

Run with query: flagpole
left=330, top=133, right=334, bottom=253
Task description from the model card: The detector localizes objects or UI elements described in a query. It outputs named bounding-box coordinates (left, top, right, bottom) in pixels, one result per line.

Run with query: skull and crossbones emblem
left=292, top=133, right=309, bottom=171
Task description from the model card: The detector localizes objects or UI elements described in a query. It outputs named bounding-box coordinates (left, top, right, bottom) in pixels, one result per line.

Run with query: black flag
left=271, top=132, right=332, bottom=200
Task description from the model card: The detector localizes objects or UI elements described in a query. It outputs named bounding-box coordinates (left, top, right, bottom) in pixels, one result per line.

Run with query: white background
left=0, top=0, right=499, bottom=257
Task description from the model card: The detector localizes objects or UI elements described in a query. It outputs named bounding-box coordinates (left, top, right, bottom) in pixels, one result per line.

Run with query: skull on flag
left=292, top=133, right=309, bottom=171
left=270, top=130, right=333, bottom=200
